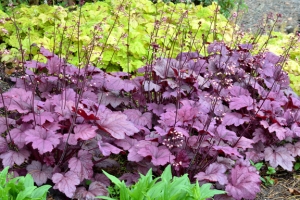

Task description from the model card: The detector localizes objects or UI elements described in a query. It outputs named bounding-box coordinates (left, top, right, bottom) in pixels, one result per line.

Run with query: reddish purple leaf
left=72, top=108, right=99, bottom=121
left=143, top=80, right=161, bottom=92
left=0, top=117, right=15, bottom=134
left=0, top=88, right=33, bottom=113
left=264, top=146, right=295, bottom=171
left=233, top=137, right=253, bottom=150
left=63, top=133, right=78, bottom=145
left=24, top=126, right=61, bottom=154
left=138, top=145, right=175, bottom=166
left=105, top=75, right=135, bottom=92
left=52, top=171, right=80, bottom=198
left=123, top=109, right=152, bottom=128
left=195, top=163, right=228, bottom=185
left=68, top=150, right=93, bottom=181
left=222, top=113, right=250, bottom=126
left=96, top=108, right=139, bottom=139
left=74, top=124, right=97, bottom=141
left=75, top=181, right=108, bottom=199
left=213, top=146, right=242, bottom=158
left=22, top=112, right=55, bottom=125
left=225, top=165, right=260, bottom=200
left=119, top=173, right=141, bottom=186
left=153, top=58, right=176, bottom=78
left=26, top=161, right=53, bottom=186
left=285, top=142, right=300, bottom=157
left=229, top=95, right=253, bottom=110
left=98, top=141, right=122, bottom=156
left=98, top=91, right=130, bottom=108
left=147, top=103, right=164, bottom=116
left=0, top=137, right=8, bottom=154
left=0, top=149, right=30, bottom=167
left=268, top=123, right=286, bottom=140
left=40, top=46, right=54, bottom=58
left=114, top=137, right=138, bottom=150
left=216, top=125, right=238, bottom=142
left=9, top=128, right=26, bottom=148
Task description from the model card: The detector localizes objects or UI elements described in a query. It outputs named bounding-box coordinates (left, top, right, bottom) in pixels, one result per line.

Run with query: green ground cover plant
left=97, top=165, right=225, bottom=200
left=0, top=0, right=299, bottom=199
left=0, top=166, right=51, bottom=199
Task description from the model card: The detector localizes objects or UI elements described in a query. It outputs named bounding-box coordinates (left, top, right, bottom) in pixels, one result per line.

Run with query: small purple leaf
left=52, top=171, right=80, bottom=198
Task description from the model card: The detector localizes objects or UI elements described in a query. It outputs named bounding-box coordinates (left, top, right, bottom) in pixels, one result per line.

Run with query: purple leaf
left=225, top=165, right=260, bottom=200
left=22, top=112, right=55, bottom=125
left=46, top=55, right=64, bottom=74
left=216, top=125, right=238, bottom=142
left=128, top=141, right=158, bottom=162
left=75, top=181, right=108, bottom=199
left=52, top=171, right=81, bottom=198
left=63, top=133, right=78, bottom=145
left=114, top=137, right=138, bottom=150
left=72, top=108, right=100, bottom=121
left=285, top=142, right=300, bottom=157
left=68, top=150, right=94, bottom=181
left=9, top=128, right=26, bottom=148
left=98, top=91, right=130, bottom=108
left=234, top=137, right=253, bottom=150
left=24, top=126, right=61, bottom=154
left=98, top=141, right=122, bottom=156
left=268, top=123, right=286, bottom=140
left=147, top=103, right=165, bottom=116
left=0, top=137, right=8, bottom=153
left=213, top=146, right=242, bottom=158
left=138, top=145, right=175, bottom=166
left=222, top=113, right=250, bottom=126
left=96, top=108, right=138, bottom=139
left=195, top=163, right=228, bottom=185
left=0, top=117, right=15, bottom=134
left=229, top=95, right=253, bottom=110
left=40, top=46, right=54, bottom=58
left=228, top=85, right=250, bottom=97
left=0, top=149, right=30, bottom=167
left=123, top=109, right=152, bottom=128
left=26, top=161, right=53, bottom=186
left=119, top=173, right=141, bottom=186
left=264, top=146, right=295, bottom=171
left=105, top=75, right=135, bottom=92
left=0, top=88, right=33, bottom=113
left=143, top=80, right=161, bottom=92
left=74, top=124, right=97, bottom=141
left=153, top=58, right=176, bottom=78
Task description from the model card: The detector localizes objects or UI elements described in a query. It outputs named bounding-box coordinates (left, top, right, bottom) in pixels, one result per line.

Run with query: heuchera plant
left=1, top=36, right=300, bottom=199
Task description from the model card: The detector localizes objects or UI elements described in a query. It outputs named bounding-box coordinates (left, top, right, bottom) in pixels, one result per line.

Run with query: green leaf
left=16, top=186, right=36, bottom=200
left=0, top=167, right=9, bottom=186
left=23, top=174, right=34, bottom=188
left=294, top=162, right=300, bottom=171
left=198, top=183, right=226, bottom=200
left=30, top=185, right=51, bottom=198
left=102, top=170, right=122, bottom=188
left=267, top=167, right=276, bottom=175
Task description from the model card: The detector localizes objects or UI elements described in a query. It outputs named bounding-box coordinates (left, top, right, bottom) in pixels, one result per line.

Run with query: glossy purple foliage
left=0, top=42, right=300, bottom=199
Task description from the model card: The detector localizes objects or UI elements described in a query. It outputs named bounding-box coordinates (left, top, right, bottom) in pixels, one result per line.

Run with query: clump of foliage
left=0, top=0, right=300, bottom=94
left=163, top=0, right=247, bottom=18
left=0, top=0, right=232, bottom=73
left=0, top=38, right=300, bottom=199
left=0, top=166, right=51, bottom=200
left=97, top=165, right=225, bottom=200
left=0, top=0, right=300, bottom=199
